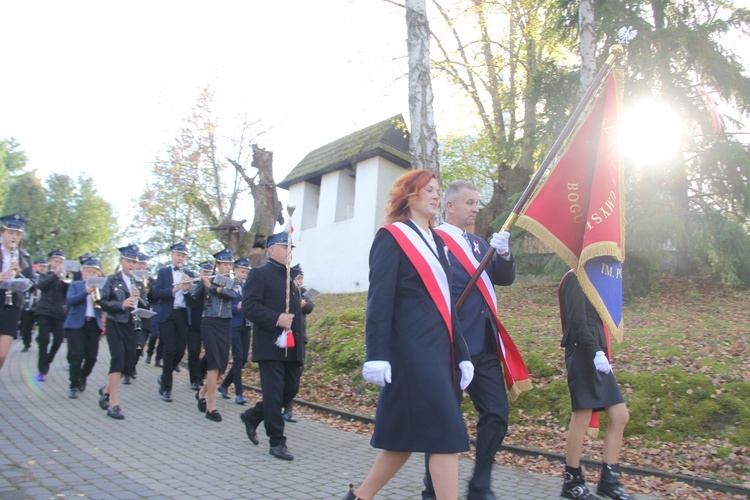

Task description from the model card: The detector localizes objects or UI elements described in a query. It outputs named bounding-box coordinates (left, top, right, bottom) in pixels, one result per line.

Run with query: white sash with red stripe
left=435, top=223, right=532, bottom=400
left=383, top=222, right=452, bottom=340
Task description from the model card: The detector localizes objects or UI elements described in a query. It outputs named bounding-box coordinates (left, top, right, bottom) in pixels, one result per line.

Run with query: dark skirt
left=566, top=345, right=624, bottom=412
left=0, top=305, right=21, bottom=338
left=201, top=317, right=230, bottom=373
left=105, top=319, right=136, bottom=375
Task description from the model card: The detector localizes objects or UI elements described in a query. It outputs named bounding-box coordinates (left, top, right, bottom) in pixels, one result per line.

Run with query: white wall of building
left=286, top=156, right=406, bottom=293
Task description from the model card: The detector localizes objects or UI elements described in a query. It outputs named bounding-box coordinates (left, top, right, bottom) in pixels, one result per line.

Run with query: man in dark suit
left=35, top=249, right=70, bottom=381
left=239, top=232, right=305, bottom=461
left=19, top=259, right=46, bottom=352
left=152, top=243, right=194, bottom=402
left=430, top=181, right=519, bottom=500
left=64, top=257, right=105, bottom=399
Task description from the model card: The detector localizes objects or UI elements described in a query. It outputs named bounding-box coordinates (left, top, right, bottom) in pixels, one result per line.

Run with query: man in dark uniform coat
left=427, top=181, right=517, bottom=500
left=19, top=259, right=46, bottom=352
left=152, top=243, right=194, bottom=402
left=35, top=249, right=70, bottom=381
left=239, top=232, right=305, bottom=461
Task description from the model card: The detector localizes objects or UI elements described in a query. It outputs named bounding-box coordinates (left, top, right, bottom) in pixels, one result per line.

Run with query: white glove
left=363, top=360, right=392, bottom=387
left=489, top=231, right=510, bottom=255
left=593, top=351, right=612, bottom=374
left=459, top=360, right=474, bottom=390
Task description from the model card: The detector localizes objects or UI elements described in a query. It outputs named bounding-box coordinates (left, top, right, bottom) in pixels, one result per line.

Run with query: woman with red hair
left=344, top=169, right=474, bottom=500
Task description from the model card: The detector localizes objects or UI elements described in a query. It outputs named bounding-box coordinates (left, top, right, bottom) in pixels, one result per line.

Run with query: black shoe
left=240, top=412, right=259, bottom=445
left=107, top=405, right=124, bottom=420
left=269, top=444, right=294, bottom=461
left=195, top=392, right=206, bottom=413
left=561, top=470, right=596, bottom=499
left=78, top=378, right=87, bottom=392
left=123, top=376, right=131, bottom=385
left=597, top=463, right=635, bottom=500
left=21, top=346, right=29, bottom=352
left=157, top=376, right=164, bottom=395
left=466, top=490, right=496, bottom=500
left=174, top=365, right=181, bottom=373
left=98, top=387, right=110, bottom=410
left=282, top=409, right=296, bottom=423
left=35, top=373, right=45, bottom=382
left=205, top=409, right=222, bottom=422
left=218, top=385, right=230, bottom=399
left=343, top=485, right=361, bottom=500
left=68, top=388, right=78, bottom=399
left=190, top=382, right=201, bottom=391
left=162, top=391, right=173, bottom=402
left=155, top=359, right=162, bottom=367
left=145, top=353, right=152, bottom=364
left=235, top=394, right=247, bottom=405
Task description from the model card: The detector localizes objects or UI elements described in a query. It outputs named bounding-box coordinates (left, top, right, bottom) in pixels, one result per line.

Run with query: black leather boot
left=597, top=463, right=636, bottom=499
left=561, top=466, right=596, bottom=499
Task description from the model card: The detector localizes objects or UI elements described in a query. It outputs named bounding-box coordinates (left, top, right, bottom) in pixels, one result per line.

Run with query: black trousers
left=146, top=320, right=163, bottom=360
left=66, top=319, right=101, bottom=389
left=243, top=360, right=302, bottom=447
left=424, top=322, right=509, bottom=498
left=187, top=324, right=203, bottom=385
left=37, top=315, right=65, bottom=375
left=221, top=325, right=251, bottom=394
left=19, top=309, right=36, bottom=348
left=159, top=308, right=188, bottom=392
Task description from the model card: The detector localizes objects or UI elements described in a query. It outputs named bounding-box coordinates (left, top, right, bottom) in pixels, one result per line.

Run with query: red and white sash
left=435, top=224, right=532, bottom=400
left=383, top=222, right=453, bottom=342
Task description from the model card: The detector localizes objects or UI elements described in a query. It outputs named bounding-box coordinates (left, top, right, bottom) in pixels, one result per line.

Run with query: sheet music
left=62, top=259, right=79, bottom=272
left=213, top=274, right=235, bottom=288
left=132, top=308, right=156, bottom=319
left=303, top=288, right=320, bottom=301
left=85, top=276, right=107, bottom=288
left=0, top=278, right=32, bottom=292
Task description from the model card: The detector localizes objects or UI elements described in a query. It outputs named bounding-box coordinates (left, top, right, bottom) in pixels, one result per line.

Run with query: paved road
left=0, top=338, right=565, bottom=499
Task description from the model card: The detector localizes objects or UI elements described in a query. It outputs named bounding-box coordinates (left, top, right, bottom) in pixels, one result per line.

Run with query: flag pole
left=455, top=44, right=624, bottom=311
left=284, top=205, right=296, bottom=356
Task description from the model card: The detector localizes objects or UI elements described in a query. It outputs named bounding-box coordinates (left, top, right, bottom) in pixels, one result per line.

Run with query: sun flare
left=619, top=99, right=684, bottom=167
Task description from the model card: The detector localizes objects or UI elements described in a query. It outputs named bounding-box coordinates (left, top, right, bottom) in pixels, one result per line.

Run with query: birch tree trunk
left=579, top=0, right=596, bottom=94
left=406, top=0, right=439, bottom=172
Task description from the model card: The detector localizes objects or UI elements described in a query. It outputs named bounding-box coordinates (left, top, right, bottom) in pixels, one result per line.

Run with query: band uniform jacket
left=242, top=260, right=304, bottom=364
left=449, top=230, right=515, bottom=356
left=0, top=247, right=34, bottom=308
left=99, top=272, right=148, bottom=323
left=366, top=221, right=470, bottom=453
left=191, top=278, right=238, bottom=318
left=64, top=280, right=104, bottom=330
left=152, top=266, right=195, bottom=324
left=36, top=271, right=70, bottom=320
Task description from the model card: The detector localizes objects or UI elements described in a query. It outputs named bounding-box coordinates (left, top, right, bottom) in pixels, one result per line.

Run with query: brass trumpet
left=61, top=271, right=75, bottom=284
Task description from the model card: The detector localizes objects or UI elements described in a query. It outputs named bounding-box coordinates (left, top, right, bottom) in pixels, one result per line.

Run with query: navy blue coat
left=152, top=266, right=195, bottom=324
left=448, top=230, right=515, bottom=356
left=64, top=280, right=104, bottom=330
left=366, top=221, right=470, bottom=453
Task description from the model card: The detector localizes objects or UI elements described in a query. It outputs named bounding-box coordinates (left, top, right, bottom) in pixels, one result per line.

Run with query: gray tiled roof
left=277, top=114, right=411, bottom=189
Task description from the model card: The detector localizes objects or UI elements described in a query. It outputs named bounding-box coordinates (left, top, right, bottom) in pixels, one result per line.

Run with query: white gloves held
left=363, top=360, right=392, bottom=387
left=489, top=231, right=510, bottom=255
left=593, top=351, right=612, bottom=374
left=459, top=360, right=474, bottom=390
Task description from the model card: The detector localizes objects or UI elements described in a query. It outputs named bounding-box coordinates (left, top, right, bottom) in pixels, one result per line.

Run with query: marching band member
left=0, top=213, right=34, bottom=372
left=96, top=244, right=148, bottom=420
left=187, top=261, right=212, bottom=390
left=19, top=259, right=46, bottom=352
left=239, top=232, right=306, bottom=461
left=218, top=257, right=252, bottom=405
left=344, top=169, right=472, bottom=499
left=63, top=257, right=104, bottom=399
left=124, top=252, right=154, bottom=384
left=152, top=243, right=194, bottom=402
left=194, top=249, right=238, bottom=422
left=282, top=265, right=314, bottom=422
left=35, top=249, right=70, bottom=381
